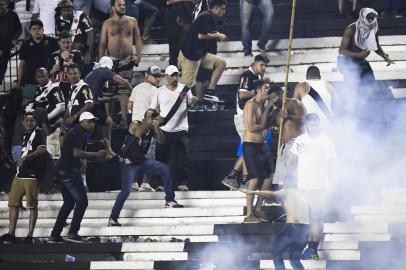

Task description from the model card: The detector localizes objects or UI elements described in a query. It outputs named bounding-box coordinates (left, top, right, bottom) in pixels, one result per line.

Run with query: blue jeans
left=384, top=0, right=403, bottom=12
left=51, top=170, right=88, bottom=236
left=111, top=159, right=175, bottom=220
left=273, top=224, right=310, bottom=270
left=125, top=0, right=159, bottom=19
left=240, top=0, right=274, bottom=53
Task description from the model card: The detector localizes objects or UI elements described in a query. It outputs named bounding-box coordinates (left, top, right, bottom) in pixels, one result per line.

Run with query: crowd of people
left=0, top=0, right=399, bottom=269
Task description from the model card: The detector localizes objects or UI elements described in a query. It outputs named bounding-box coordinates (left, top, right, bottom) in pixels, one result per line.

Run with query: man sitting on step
left=108, top=109, right=183, bottom=227
left=241, top=177, right=310, bottom=270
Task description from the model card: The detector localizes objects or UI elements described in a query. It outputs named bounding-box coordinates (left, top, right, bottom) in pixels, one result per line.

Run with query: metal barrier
left=1, top=40, right=23, bottom=94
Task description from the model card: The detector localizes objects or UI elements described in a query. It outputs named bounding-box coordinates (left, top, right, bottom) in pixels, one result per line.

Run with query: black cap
left=29, top=20, right=44, bottom=29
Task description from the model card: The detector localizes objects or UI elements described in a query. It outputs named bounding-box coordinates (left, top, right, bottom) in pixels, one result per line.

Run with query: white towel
left=355, top=8, right=379, bottom=51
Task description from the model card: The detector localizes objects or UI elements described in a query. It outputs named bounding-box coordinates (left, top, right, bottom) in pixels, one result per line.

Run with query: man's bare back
left=273, top=98, right=306, bottom=143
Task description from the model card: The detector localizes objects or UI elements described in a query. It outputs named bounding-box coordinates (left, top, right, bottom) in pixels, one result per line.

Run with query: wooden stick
left=277, top=0, right=297, bottom=152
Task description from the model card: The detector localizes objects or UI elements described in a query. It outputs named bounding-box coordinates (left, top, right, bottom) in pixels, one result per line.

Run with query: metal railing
left=1, top=40, right=23, bottom=94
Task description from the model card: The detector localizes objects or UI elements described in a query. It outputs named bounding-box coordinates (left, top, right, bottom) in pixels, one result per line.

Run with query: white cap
left=79, top=112, right=98, bottom=122
left=165, top=65, right=179, bottom=76
left=95, top=56, right=113, bottom=70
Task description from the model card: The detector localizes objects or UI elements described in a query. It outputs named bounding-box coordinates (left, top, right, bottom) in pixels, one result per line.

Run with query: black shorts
left=196, top=68, right=212, bottom=83
left=243, top=142, right=274, bottom=181
left=92, top=104, right=108, bottom=125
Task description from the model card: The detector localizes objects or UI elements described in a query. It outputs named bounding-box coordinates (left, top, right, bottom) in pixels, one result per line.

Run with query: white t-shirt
left=150, top=83, right=193, bottom=132
left=130, top=82, right=157, bottom=122
left=291, top=133, right=336, bottom=190
left=33, top=0, right=59, bottom=35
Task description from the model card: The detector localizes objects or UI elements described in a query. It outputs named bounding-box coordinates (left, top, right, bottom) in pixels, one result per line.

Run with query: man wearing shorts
left=0, top=112, right=47, bottom=244
left=291, top=114, right=336, bottom=260
left=242, top=79, right=276, bottom=223
left=178, top=0, right=227, bottom=103
left=222, top=54, right=269, bottom=190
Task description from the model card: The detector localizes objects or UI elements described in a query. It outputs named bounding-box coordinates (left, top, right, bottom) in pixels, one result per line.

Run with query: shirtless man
left=242, top=178, right=310, bottom=270
left=242, top=79, right=275, bottom=223
left=271, top=87, right=306, bottom=187
left=338, top=8, right=394, bottom=87
left=99, top=0, right=143, bottom=128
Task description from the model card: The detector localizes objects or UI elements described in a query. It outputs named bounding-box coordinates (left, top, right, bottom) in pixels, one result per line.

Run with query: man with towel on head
left=338, top=7, right=395, bottom=87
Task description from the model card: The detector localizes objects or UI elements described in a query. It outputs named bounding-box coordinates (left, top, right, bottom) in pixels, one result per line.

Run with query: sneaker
left=139, top=183, right=155, bottom=192
left=257, top=44, right=269, bottom=53
left=155, top=185, right=164, bottom=192
left=66, top=234, right=87, bottom=243
left=239, top=181, right=249, bottom=192
left=395, top=12, right=404, bottom=18
left=301, top=248, right=320, bottom=260
left=0, top=233, right=16, bottom=244
left=221, top=176, right=239, bottom=190
left=203, top=90, right=225, bottom=103
left=243, top=216, right=262, bottom=224
left=132, top=182, right=140, bottom=192
left=165, top=201, right=184, bottom=208
left=254, top=210, right=269, bottom=223
left=244, top=51, right=253, bottom=56
left=48, top=235, right=64, bottom=243
left=23, top=236, right=34, bottom=244
left=177, top=185, right=189, bottom=191
left=108, top=217, right=122, bottom=227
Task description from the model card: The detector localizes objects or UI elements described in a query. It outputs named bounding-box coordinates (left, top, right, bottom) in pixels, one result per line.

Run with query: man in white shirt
left=128, top=65, right=161, bottom=192
left=290, top=113, right=336, bottom=260
left=32, top=0, right=59, bottom=35
left=150, top=65, right=197, bottom=191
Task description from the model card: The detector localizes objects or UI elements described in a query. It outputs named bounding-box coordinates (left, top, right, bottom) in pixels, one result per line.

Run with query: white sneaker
left=139, top=183, right=155, bottom=192
left=177, top=185, right=189, bottom=191
left=132, top=182, right=140, bottom=191
left=155, top=185, right=164, bottom=191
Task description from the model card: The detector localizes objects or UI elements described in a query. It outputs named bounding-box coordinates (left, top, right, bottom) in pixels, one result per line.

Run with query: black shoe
left=66, top=234, right=87, bottom=243
left=257, top=44, right=269, bottom=53
left=165, top=201, right=184, bottom=208
left=203, top=90, right=224, bottom=103
left=221, top=176, right=239, bottom=190
left=108, top=217, right=122, bottom=227
left=244, top=51, right=253, bottom=56
left=0, top=233, right=16, bottom=244
left=48, top=235, right=64, bottom=243
left=23, top=236, right=34, bottom=244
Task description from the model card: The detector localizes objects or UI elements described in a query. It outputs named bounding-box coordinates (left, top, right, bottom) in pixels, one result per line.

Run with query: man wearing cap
left=49, top=111, right=106, bottom=243
left=151, top=65, right=198, bottom=191
left=84, top=56, right=132, bottom=141
left=0, top=112, right=47, bottom=244
left=55, top=0, right=94, bottom=66
left=17, top=20, right=59, bottom=94
left=128, top=65, right=161, bottom=192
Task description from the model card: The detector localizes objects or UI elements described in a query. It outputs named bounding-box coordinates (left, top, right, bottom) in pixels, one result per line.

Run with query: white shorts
left=273, top=139, right=296, bottom=185
left=47, top=128, right=61, bottom=159
left=233, top=114, right=245, bottom=139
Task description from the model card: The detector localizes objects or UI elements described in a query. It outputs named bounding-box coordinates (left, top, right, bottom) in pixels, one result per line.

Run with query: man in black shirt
left=49, top=112, right=106, bottom=243
left=179, top=0, right=227, bottom=103
left=0, top=112, right=47, bottom=244
left=109, top=109, right=183, bottom=227
left=0, top=0, right=21, bottom=83
left=64, top=63, right=93, bottom=128
left=222, top=54, right=269, bottom=190
left=17, top=20, right=59, bottom=90
left=55, top=0, right=94, bottom=66
left=49, top=30, right=84, bottom=101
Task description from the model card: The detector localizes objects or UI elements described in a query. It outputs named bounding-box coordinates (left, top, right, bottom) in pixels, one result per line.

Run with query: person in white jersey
left=291, top=113, right=336, bottom=260
left=150, top=65, right=198, bottom=191
left=293, top=66, right=334, bottom=132
left=128, top=65, right=161, bottom=192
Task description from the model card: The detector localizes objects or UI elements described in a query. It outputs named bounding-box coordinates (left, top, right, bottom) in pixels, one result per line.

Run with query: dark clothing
left=68, top=82, right=93, bottom=116
left=111, top=159, right=175, bottom=220
left=0, top=50, right=10, bottom=83
left=243, top=142, right=274, bottom=180
left=0, top=10, right=21, bottom=51
left=55, top=11, right=93, bottom=51
left=19, top=36, right=59, bottom=85
left=51, top=170, right=88, bottom=237
left=337, top=55, right=375, bottom=84
left=238, top=67, right=260, bottom=111
left=17, top=128, right=46, bottom=179
left=84, top=67, right=115, bottom=102
left=92, top=103, right=108, bottom=126
left=31, top=82, right=65, bottom=125
left=165, top=2, right=195, bottom=66
left=48, top=50, right=84, bottom=100
left=155, top=130, right=189, bottom=186
left=181, top=10, right=217, bottom=61
left=57, top=124, right=87, bottom=174
left=273, top=223, right=310, bottom=270
left=120, top=130, right=154, bottom=165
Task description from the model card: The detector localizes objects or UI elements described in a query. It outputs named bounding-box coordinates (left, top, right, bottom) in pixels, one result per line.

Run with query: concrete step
left=90, top=261, right=154, bottom=270
left=323, top=223, right=388, bottom=234
left=324, top=234, right=391, bottom=242
left=260, top=260, right=327, bottom=269
left=352, top=205, right=406, bottom=215
left=121, top=242, right=184, bottom=252
left=123, top=252, right=188, bottom=261
left=354, top=214, right=406, bottom=223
